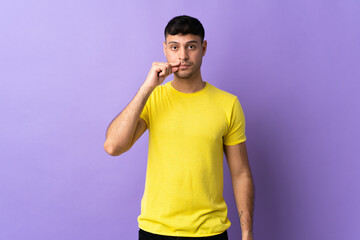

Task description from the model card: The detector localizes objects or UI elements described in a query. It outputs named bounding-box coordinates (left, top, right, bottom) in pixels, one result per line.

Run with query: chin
left=174, top=71, right=194, bottom=79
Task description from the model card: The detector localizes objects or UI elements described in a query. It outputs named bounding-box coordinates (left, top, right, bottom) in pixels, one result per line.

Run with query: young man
left=104, top=15, right=255, bottom=240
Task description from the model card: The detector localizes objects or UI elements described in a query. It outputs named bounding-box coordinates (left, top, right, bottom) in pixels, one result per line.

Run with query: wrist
left=141, top=82, right=157, bottom=91
left=139, top=84, right=156, bottom=96
left=242, top=230, right=253, bottom=240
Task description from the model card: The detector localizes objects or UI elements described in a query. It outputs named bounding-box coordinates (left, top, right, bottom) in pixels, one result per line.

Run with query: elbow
left=104, top=140, right=129, bottom=156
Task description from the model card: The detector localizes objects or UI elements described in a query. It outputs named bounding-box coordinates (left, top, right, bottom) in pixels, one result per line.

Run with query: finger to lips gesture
left=155, top=61, right=181, bottom=78
left=144, top=61, right=181, bottom=88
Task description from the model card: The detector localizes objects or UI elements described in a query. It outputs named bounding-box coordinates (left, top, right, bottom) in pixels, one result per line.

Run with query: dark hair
left=164, top=15, right=205, bottom=42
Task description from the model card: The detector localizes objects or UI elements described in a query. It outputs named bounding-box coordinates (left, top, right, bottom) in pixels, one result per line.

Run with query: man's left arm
left=224, top=141, right=254, bottom=240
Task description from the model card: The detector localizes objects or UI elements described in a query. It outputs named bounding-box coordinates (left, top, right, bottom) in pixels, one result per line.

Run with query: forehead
left=165, top=34, right=202, bottom=44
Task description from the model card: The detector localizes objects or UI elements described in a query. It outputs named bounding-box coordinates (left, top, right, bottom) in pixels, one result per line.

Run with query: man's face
left=163, top=34, right=207, bottom=79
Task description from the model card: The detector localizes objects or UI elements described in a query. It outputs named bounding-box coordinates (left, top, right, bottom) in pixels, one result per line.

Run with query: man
left=104, top=15, right=254, bottom=240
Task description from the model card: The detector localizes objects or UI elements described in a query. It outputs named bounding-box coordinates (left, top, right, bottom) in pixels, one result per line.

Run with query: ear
left=163, top=41, right=167, bottom=57
left=201, top=40, right=207, bottom=57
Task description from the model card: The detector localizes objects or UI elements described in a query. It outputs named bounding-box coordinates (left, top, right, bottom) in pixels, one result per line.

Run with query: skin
left=104, top=33, right=255, bottom=240
left=162, top=33, right=207, bottom=93
left=224, top=142, right=255, bottom=240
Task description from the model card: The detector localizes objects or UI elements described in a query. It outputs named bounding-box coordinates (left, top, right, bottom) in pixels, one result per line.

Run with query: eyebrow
left=167, top=40, right=199, bottom=45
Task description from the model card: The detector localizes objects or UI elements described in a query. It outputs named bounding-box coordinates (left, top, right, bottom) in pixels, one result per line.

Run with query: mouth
left=179, top=65, right=190, bottom=70
left=179, top=63, right=191, bottom=68
left=180, top=61, right=191, bottom=66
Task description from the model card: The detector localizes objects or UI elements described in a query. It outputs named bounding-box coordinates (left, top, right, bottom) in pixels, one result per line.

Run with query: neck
left=172, top=69, right=205, bottom=93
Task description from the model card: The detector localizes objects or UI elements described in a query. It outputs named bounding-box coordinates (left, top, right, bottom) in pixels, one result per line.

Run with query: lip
left=179, top=64, right=191, bottom=68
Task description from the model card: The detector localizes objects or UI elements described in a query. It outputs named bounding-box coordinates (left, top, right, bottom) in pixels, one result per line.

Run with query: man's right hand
left=143, top=62, right=181, bottom=89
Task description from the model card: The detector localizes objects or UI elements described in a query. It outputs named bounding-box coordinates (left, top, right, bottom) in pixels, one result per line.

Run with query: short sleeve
left=223, top=96, right=246, bottom=145
left=140, top=97, right=150, bottom=128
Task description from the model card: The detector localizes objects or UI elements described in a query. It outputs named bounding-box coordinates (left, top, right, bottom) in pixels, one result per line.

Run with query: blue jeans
left=138, top=228, right=229, bottom=240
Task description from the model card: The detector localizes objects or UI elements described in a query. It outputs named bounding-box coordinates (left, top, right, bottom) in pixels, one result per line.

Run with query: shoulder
left=153, top=81, right=169, bottom=95
left=147, top=83, right=164, bottom=100
left=207, top=82, right=239, bottom=103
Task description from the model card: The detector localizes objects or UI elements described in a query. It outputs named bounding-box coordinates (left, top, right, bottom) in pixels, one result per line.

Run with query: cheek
left=193, top=52, right=202, bottom=62
left=166, top=52, right=177, bottom=61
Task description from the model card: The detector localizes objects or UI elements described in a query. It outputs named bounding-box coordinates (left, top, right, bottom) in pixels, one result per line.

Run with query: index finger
left=169, top=61, right=181, bottom=67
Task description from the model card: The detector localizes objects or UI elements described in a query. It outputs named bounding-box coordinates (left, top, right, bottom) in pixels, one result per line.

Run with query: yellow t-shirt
left=137, top=80, right=246, bottom=237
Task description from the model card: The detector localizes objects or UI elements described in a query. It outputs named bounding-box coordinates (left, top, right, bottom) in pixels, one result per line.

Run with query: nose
left=178, top=47, right=189, bottom=62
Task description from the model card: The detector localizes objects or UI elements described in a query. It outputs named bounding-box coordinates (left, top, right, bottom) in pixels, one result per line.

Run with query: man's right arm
left=104, top=84, right=155, bottom=156
left=104, top=61, right=180, bottom=156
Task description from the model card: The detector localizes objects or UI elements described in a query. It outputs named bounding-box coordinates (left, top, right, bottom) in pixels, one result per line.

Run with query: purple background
left=1, top=1, right=359, bottom=239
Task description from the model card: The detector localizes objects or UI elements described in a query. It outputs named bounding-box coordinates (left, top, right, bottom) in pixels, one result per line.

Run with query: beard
left=174, top=70, right=195, bottom=79
left=174, top=60, right=202, bottom=79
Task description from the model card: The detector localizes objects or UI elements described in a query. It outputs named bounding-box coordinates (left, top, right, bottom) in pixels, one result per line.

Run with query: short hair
left=164, top=15, right=205, bottom=42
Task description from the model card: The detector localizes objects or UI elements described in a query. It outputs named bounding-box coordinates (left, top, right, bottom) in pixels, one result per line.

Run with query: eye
left=171, top=46, right=178, bottom=50
left=189, top=45, right=195, bottom=49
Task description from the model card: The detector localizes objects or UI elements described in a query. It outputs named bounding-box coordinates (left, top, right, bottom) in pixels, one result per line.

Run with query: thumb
left=171, top=66, right=179, bottom=73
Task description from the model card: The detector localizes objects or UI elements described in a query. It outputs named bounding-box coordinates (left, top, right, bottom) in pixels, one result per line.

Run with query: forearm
left=232, top=172, right=255, bottom=235
left=104, top=83, right=155, bottom=155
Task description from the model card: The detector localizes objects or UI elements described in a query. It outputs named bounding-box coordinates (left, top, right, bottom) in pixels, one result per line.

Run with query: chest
left=150, top=99, right=228, bottom=143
